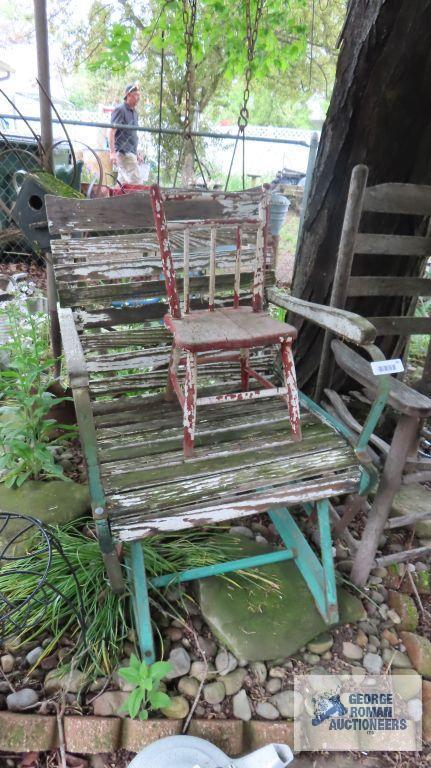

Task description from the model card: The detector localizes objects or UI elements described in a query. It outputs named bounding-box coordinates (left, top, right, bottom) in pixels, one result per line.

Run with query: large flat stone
left=197, top=539, right=365, bottom=661
left=0, top=480, right=90, bottom=555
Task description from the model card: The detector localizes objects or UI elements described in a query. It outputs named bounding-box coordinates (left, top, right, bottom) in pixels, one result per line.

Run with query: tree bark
left=291, top=0, right=431, bottom=392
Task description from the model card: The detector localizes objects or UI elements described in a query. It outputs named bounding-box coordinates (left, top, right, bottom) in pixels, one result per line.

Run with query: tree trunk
left=291, top=0, right=431, bottom=392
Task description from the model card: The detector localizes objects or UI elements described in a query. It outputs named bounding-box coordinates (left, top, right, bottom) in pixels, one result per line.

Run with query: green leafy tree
left=58, top=0, right=346, bottom=180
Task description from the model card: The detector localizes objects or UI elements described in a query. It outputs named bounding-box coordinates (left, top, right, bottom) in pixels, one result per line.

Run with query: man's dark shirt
left=111, top=102, right=138, bottom=154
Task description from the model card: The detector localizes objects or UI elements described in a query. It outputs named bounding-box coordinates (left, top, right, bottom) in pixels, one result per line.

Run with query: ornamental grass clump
left=0, top=521, right=280, bottom=681
left=0, top=300, right=75, bottom=487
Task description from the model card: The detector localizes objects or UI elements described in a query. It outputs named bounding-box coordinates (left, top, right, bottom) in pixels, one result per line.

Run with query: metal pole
left=0, top=113, right=311, bottom=147
left=34, top=0, right=61, bottom=375
left=33, top=0, right=53, bottom=171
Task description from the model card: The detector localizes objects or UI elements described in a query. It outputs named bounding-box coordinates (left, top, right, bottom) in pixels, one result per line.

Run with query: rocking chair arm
left=58, top=307, right=89, bottom=388
left=267, top=288, right=376, bottom=346
left=331, top=339, right=431, bottom=418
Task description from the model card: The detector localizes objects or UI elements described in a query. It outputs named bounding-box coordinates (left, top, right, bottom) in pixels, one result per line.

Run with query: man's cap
left=124, top=83, right=140, bottom=98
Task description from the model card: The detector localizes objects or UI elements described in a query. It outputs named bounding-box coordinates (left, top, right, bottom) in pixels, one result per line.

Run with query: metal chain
left=182, top=0, right=197, bottom=135
left=175, top=0, right=207, bottom=187
left=238, top=0, right=265, bottom=132
left=225, top=0, right=265, bottom=191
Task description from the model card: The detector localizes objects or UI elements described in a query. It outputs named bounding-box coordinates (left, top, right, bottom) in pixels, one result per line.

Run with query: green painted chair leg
left=127, top=541, right=156, bottom=664
left=270, top=506, right=338, bottom=625
left=316, top=499, right=338, bottom=624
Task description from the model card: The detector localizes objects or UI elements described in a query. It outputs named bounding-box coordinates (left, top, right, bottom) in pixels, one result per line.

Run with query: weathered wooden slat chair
left=294, top=165, right=431, bottom=585
left=149, top=184, right=300, bottom=456
left=46, top=190, right=390, bottom=662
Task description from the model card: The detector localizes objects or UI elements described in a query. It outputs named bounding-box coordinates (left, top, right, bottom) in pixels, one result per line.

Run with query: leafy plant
left=0, top=300, right=75, bottom=487
left=118, top=654, right=172, bottom=719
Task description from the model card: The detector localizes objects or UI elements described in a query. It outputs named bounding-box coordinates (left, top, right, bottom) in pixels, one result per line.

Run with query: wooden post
left=314, top=164, right=369, bottom=401
left=351, top=413, right=420, bottom=586
left=295, top=131, right=318, bottom=260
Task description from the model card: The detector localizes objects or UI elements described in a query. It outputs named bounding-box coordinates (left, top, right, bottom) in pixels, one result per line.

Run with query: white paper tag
left=370, top=358, right=404, bottom=376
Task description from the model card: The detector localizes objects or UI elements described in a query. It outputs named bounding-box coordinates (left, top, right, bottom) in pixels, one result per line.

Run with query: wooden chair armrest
left=331, top=339, right=431, bottom=418
left=58, top=307, right=89, bottom=388
left=268, top=288, right=376, bottom=346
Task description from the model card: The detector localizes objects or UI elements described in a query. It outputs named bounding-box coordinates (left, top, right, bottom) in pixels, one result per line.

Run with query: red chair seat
left=164, top=306, right=297, bottom=352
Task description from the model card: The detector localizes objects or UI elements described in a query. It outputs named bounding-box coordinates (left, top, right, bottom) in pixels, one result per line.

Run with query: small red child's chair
left=150, top=184, right=301, bottom=457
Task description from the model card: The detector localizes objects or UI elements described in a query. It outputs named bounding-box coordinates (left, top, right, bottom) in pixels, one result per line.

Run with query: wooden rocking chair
left=150, top=184, right=301, bottom=456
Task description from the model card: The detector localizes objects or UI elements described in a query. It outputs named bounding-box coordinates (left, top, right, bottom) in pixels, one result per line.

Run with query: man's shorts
left=117, top=152, right=141, bottom=184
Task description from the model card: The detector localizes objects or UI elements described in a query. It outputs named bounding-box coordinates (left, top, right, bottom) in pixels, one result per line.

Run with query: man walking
left=109, top=84, right=142, bottom=184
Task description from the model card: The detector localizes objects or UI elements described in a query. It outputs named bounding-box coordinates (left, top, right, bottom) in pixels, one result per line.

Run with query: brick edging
left=0, top=712, right=294, bottom=754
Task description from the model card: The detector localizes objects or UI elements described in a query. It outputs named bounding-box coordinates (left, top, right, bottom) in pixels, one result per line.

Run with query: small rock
left=203, top=681, right=225, bottom=704
left=265, top=678, right=282, bottom=694
left=251, top=522, right=268, bottom=535
left=165, top=647, right=191, bottom=680
left=89, top=677, right=108, bottom=693
left=337, top=560, right=353, bottom=573
left=369, top=634, right=380, bottom=648
left=303, top=652, right=320, bottom=664
left=407, top=698, right=422, bottom=722
left=382, top=628, right=399, bottom=646
left=178, top=676, right=200, bottom=698
left=359, top=620, right=377, bottom=634
left=367, top=644, right=378, bottom=654
left=321, top=651, right=332, bottom=661
left=342, top=642, right=363, bottom=661
left=307, top=633, right=333, bottom=655
left=355, top=630, right=368, bottom=648
left=123, top=642, right=135, bottom=658
left=6, top=688, right=39, bottom=711
left=195, top=705, right=205, bottom=717
left=255, top=701, right=279, bottom=720
left=387, top=609, right=401, bottom=624
left=167, top=627, right=183, bottom=642
left=229, top=525, right=253, bottom=539
left=370, top=590, right=385, bottom=604
left=197, top=635, right=217, bottom=659
left=161, top=695, right=190, bottom=719
left=215, top=649, right=237, bottom=675
left=1, top=655, right=14, bottom=674
left=371, top=567, right=388, bottom=578
left=192, top=616, right=203, bottom=632
left=250, top=661, right=267, bottom=684
left=232, top=689, right=252, bottom=721
left=400, top=632, right=431, bottom=677
left=368, top=576, right=383, bottom=586
left=363, top=653, right=383, bottom=674
left=222, top=668, right=247, bottom=696
left=383, top=648, right=411, bottom=669
left=190, top=661, right=216, bottom=682
left=270, top=690, right=295, bottom=718
left=44, top=669, right=86, bottom=694
left=269, top=666, right=285, bottom=679
left=255, top=534, right=268, bottom=545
